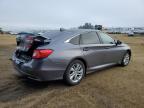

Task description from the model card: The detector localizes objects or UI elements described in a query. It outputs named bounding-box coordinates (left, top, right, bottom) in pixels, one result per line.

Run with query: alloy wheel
left=69, top=63, right=84, bottom=83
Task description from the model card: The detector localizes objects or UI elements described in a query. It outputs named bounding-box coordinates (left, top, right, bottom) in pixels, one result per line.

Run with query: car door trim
left=80, top=43, right=116, bottom=47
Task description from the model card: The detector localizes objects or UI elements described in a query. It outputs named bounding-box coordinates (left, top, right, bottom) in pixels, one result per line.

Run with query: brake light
left=32, top=49, right=53, bottom=59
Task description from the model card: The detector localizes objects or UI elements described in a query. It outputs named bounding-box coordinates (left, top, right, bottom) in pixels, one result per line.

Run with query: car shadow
left=0, top=76, right=66, bottom=102
left=0, top=65, right=120, bottom=102
left=19, top=77, right=65, bottom=89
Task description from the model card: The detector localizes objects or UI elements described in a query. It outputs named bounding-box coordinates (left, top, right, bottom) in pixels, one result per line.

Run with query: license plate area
left=15, top=58, right=24, bottom=65
left=17, top=46, right=26, bottom=51
left=15, top=59, right=20, bottom=64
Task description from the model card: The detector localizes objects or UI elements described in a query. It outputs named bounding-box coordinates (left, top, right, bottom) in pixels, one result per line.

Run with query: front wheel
left=121, top=52, right=131, bottom=66
left=64, top=60, right=85, bottom=86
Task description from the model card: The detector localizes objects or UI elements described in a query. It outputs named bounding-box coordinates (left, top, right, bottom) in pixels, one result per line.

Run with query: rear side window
left=80, top=32, right=100, bottom=44
left=69, top=36, right=79, bottom=45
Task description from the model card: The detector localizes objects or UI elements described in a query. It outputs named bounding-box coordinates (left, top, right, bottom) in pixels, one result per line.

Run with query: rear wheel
left=121, top=52, right=131, bottom=66
left=64, top=60, right=85, bottom=86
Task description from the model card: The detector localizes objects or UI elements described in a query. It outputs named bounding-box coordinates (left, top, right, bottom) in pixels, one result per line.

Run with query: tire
left=64, top=60, right=85, bottom=86
left=121, top=52, right=131, bottom=66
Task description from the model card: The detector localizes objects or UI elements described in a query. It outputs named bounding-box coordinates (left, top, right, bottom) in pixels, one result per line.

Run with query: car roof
left=42, top=29, right=100, bottom=39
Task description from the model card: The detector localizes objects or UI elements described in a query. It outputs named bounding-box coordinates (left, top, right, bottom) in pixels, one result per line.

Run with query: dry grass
left=0, top=34, right=144, bottom=108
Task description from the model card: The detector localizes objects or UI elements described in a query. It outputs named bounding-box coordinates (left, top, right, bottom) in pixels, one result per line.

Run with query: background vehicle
left=12, top=29, right=131, bottom=85
left=128, top=31, right=134, bottom=36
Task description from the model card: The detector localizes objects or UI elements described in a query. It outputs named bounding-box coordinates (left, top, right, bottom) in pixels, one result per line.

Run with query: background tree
left=0, top=27, right=3, bottom=34
left=78, top=23, right=102, bottom=30
left=78, top=23, right=94, bottom=29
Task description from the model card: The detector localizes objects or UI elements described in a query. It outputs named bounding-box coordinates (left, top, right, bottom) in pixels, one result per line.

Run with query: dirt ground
left=0, top=34, right=144, bottom=108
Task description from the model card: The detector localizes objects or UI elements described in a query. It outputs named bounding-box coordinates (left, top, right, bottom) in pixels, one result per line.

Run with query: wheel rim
left=123, top=53, right=130, bottom=65
left=69, top=63, right=84, bottom=83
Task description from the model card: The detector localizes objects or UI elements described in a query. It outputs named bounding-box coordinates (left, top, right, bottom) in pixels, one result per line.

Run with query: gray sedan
left=12, top=29, right=131, bottom=85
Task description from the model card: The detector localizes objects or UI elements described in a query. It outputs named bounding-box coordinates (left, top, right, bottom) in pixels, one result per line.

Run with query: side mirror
left=116, top=40, right=122, bottom=45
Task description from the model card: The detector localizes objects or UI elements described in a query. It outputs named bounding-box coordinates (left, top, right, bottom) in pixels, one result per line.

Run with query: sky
left=0, top=0, right=144, bottom=30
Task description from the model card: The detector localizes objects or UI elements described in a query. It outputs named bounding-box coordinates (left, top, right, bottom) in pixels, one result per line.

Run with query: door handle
left=83, top=47, right=89, bottom=51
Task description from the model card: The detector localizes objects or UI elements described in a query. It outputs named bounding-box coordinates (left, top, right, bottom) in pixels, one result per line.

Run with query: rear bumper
left=12, top=54, right=65, bottom=81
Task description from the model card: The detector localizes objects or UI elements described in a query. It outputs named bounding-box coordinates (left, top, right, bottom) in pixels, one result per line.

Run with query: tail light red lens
left=32, top=49, right=53, bottom=59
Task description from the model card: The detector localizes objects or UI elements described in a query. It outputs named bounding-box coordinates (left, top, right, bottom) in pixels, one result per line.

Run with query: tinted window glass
left=69, top=36, right=79, bottom=45
left=98, top=32, right=115, bottom=44
left=80, top=32, right=100, bottom=44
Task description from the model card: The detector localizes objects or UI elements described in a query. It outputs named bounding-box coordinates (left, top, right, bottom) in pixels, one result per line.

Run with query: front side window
left=80, top=32, right=100, bottom=45
left=98, top=32, right=115, bottom=44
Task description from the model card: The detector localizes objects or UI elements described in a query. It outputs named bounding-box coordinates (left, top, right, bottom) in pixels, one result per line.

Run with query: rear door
left=97, top=31, right=124, bottom=64
left=80, top=31, right=105, bottom=69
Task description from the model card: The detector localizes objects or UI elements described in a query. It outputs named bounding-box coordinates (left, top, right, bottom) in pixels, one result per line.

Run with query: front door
left=97, top=31, right=124, bottom=64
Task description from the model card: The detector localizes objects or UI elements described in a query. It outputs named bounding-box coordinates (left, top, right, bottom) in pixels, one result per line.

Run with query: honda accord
left=12, top=29, right=131, bottom=85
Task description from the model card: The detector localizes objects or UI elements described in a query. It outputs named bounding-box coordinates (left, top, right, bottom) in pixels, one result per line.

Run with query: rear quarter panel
left=37, top=41, right=84, bottom=71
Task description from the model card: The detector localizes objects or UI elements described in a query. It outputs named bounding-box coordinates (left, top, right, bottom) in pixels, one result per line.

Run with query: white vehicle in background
left=127, top=28, right=134, bottom=36
left=9, top=32, right=18, bottom=35
left=128, top=31, right=134, bottom=36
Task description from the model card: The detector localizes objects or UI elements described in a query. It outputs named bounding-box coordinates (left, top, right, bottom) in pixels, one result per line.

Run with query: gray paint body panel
left=12, top=29, right=131, bottom=81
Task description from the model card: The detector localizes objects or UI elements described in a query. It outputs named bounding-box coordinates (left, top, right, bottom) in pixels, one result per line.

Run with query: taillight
left=32, top=49, right=53, bottom=59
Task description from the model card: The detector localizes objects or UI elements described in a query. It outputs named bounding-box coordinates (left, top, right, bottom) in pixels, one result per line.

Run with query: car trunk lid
left=15, top=34, right=50, bottom=62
